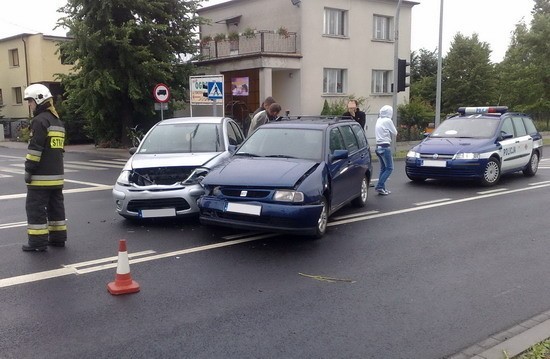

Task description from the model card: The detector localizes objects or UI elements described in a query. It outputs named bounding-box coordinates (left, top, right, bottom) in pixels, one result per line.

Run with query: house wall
left=0, top=34, right=72, bottom=121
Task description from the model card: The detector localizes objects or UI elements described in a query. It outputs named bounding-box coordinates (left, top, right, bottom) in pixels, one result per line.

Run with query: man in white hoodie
left=374, top=105, right=398, bottom=195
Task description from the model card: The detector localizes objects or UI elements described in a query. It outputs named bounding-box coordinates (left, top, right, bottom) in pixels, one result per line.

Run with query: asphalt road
left=0, top=146, right=549, bottom=359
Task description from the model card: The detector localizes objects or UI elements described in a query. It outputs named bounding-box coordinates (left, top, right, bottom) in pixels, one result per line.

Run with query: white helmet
left=24, top=84, right=52, bottom=105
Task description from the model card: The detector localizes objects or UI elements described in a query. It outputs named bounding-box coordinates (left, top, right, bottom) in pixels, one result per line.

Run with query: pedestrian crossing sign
left=207, top=82, right=223, bottom=100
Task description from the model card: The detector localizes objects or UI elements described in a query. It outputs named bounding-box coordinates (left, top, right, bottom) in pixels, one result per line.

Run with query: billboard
left=190, top=75, right=224, bottom=105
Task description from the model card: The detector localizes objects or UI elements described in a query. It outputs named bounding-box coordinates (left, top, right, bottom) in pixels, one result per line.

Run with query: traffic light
left=397, top=58, right=410, bottom=92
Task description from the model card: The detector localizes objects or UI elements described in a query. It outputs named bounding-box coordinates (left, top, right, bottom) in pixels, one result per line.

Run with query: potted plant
left=200, top=35, right=213, bottom=47
left=213, top=33, right=226, bottom=42
left=228, top=31, right=240, bottom=42
left=242, top=27, right=256, bottom=39
left=277, top=26, right=290, bottom=38
left=228, top=31, right=239, bottom=53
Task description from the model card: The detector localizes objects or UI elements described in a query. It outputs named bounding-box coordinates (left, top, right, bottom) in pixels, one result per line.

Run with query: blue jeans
left=375, top=146, right=393, bottom=191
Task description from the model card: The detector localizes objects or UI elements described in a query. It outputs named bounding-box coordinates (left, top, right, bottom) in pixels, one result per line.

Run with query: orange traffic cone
left=107, top=239, right=140, bottom=295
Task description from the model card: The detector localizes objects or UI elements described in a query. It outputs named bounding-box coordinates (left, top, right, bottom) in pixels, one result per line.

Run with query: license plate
left=422, top=160, right=447, bottom=167
left=140, top=208, right=176, bottom=218
left=226, top=202, right=261, bottom=216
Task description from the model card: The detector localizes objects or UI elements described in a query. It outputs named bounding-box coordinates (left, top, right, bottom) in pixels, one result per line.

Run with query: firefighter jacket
left=25, top=100, right=65, bottom=189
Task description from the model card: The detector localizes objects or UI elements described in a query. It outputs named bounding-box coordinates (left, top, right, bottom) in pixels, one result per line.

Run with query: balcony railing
left=199, top=31, right=298, bottom=60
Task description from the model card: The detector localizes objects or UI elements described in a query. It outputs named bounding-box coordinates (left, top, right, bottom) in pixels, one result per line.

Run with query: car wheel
left=480, top=158, right=500, bottom=186
left=312, top=197, right=328, bottom=239
left=352, top=176, right=368, bottom=207
left=523, top=151, right=539, bottom=177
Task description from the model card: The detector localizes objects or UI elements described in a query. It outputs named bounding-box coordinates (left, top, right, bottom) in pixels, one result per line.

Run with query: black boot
left=48, top=241, right=66, bottom=248
left=22, top=244, right=48, bottom=252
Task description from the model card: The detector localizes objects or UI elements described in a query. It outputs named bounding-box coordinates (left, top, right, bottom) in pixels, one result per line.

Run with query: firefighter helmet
left=23, top=84, right=52, bottom=105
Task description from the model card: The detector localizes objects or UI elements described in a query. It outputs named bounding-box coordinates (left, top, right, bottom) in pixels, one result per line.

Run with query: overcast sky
left=0, top=0, right=534, bottom=63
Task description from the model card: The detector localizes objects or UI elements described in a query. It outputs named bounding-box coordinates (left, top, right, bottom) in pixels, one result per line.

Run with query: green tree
left=397, top=99, right=434, bottom=140
left=495, top=23, right=539, bottom=111
left=56, top=0, right=204, bottom=146
left=441, top=33, right=497, bottom=114
left=410, top=48, right=438, bottom=107
left=524, top=0, right=550, bottom=118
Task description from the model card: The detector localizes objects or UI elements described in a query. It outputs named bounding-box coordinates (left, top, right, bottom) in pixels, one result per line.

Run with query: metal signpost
left=153, top=83, right=170, bottom=121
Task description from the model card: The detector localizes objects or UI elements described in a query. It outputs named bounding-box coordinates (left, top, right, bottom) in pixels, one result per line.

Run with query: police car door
left=512, top=116, right=533, bottom=168
left=498, top=117, right=528, bottom=171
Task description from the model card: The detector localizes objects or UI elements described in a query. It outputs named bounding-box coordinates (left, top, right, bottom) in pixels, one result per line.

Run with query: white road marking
left=529, top=180, right=550, bottom=185
left=0, top=174, right=13, bottom=178
left=331, top=210, right=379, bottom=221
left=414, top=198, right=452, bottom=206
left=66, top=161, right=123, bottom=168
left=0, top=180, right=112, bottom=201
left=0, top=233, right=277, bottom=288
left=477, top=188, right=508, bottom=195
left=90, top=159, right=127, bottom=165
left=328, top=182, right=550, bottom=227
left=9, top=163, right=77, bottom=172
left=0, top=221, right=27, bottom=229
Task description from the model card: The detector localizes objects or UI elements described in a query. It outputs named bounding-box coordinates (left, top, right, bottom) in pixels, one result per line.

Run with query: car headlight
left=274, top=190, right=304, bottom=203
left=454, top=152, right=480, bottom=160
left=406, top=150, right=420, bottom=158
left=183, top=168, right=209, bottom=185
left=116, top=170, right=131, bottom=186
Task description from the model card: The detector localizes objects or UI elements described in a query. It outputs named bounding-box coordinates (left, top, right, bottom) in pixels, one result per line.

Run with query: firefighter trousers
left=26, top=188, right=67, bottom=246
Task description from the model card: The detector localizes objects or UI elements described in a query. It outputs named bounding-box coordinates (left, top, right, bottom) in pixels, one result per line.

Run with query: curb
left=448, top=309, right=550, bottom=359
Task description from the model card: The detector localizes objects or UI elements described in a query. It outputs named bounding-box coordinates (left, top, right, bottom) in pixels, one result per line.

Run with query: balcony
left=199, top=30, right=299, bottom=61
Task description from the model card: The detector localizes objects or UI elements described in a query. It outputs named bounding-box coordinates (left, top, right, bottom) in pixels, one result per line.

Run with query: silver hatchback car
left=113, top=117, right=245, bottom=219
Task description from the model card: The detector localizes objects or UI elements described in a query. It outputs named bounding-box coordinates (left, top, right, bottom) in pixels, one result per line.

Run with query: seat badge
left=240, top=190, right=248, bottom=197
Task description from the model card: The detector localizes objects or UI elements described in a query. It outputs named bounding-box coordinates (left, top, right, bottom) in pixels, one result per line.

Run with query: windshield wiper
left=235, top=152, right=261, bottom=157
left=265, top=154, right=296, bottom=158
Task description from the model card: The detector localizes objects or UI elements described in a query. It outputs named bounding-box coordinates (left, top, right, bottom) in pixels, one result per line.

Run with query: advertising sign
left=190, top=75, right=224, bottom=105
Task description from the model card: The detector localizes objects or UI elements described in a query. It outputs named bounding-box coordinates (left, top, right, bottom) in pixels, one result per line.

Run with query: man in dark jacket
left=22, top=84, right=67, bottom=252
left=342, top=99, right=367, bottom=130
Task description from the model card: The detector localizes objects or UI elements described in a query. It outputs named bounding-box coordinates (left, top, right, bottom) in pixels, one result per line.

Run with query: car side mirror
left=331, top=149, right=349, bottom=162
left=500, top=132, right=513, bottom=140
left=228, top=144, right=237, bottom=153
left=129, top=147, right=137, bottom=155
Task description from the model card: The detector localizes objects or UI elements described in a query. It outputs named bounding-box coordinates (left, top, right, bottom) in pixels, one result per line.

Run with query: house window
left=372, top=70, right=392, bottom=94
left=373, top=15, right=392, bottom=41
left=324, top=8, right=347, bottom=36
left=13, top=87, right=23, bottom=104
left=323, top=68, right=346, bottom=94
left=9, top=49, right=20, bottom=67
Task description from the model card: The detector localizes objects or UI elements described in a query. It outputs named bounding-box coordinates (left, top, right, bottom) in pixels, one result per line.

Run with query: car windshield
left=431, top=117, right=500, bottom=139
left=237, top=128, right=324, bottom=161
left=138, top=123, right=222, bottom=154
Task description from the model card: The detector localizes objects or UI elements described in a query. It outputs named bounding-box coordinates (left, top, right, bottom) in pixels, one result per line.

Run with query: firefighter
left=22, top=84, right=67, bottom=252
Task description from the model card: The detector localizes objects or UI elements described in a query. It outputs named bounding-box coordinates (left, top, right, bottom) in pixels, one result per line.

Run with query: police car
left=405, top=106, right=543, bottom=186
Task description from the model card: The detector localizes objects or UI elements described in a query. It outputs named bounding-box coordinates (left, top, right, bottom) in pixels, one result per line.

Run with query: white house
left=194, top=0, right=417, bottom=136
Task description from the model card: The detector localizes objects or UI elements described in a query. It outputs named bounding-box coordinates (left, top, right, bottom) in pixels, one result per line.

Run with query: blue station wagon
left=405, top=107, right=543, bottom=186
left=198, top=117, right=372, bottom=238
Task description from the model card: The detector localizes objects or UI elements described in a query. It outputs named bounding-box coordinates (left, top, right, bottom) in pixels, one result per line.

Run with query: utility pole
left=435, top=0, right=444, bottom=126
left=392, top=0, right=403, bottom=127
left=392, top=0, right=403, bottom=153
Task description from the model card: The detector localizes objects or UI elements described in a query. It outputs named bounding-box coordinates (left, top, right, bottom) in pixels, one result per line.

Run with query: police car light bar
left=457, top=106, right=508, bottom=115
